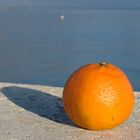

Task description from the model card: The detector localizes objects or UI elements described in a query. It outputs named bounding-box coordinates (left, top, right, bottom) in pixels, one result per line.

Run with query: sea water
left=0, top=7, right=140, bottom=90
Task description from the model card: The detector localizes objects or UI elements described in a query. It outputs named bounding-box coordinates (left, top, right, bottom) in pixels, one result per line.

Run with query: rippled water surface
left=0, top=8, right=140, bottom=90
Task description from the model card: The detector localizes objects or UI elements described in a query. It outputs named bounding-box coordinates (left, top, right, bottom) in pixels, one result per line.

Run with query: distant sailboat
left=60, top=15, right=64, bottom=21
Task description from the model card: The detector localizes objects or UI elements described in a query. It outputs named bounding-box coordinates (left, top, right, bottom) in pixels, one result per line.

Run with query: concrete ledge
left=0, top=82, right=139, bottom=140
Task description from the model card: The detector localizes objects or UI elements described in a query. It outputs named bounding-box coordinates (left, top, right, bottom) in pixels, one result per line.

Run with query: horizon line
left=1, top=6, right=140, bottom=10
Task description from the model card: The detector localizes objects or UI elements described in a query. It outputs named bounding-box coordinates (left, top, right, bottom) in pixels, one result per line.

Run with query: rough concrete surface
left=0, top=82, right=139, bottom=140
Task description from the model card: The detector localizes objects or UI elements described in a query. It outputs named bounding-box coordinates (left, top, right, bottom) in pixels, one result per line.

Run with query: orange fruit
left=63, top=63, right=135, bottom=130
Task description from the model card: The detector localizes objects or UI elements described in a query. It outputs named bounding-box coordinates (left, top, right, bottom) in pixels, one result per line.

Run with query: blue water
left=0, top=7, right=140, bottom=90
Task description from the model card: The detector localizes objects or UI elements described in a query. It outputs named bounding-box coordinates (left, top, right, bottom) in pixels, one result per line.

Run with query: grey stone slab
left=0, top=82, right=139, bottom=140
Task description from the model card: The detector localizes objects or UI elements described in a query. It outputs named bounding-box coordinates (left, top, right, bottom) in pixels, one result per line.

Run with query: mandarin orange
left=63, top=63, right=135, bottom=130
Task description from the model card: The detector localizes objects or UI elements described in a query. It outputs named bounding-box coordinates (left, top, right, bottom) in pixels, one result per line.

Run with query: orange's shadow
left=1, top=86, right=74, bottom=127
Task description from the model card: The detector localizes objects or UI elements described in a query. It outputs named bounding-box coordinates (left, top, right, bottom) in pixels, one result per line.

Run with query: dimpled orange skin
left=63, top=63, right=135, bottom=130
